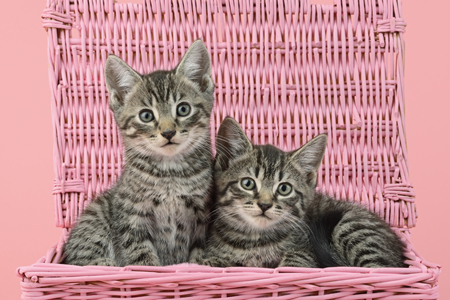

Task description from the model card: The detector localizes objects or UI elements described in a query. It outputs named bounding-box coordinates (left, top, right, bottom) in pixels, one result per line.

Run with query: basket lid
left=43, top=0, right=414, bottom=229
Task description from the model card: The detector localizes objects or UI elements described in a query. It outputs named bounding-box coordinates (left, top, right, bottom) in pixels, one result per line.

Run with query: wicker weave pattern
left=18, top=229, right=439, bottom=299
left=17, top=0, right=440, bottom=299
left=44, top=0, right=414, bottom=230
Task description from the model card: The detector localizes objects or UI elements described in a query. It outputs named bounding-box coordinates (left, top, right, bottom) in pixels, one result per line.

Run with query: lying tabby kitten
left=63, top=40, right=215, bottom=266
left=201, top=117, right=406, bottom=268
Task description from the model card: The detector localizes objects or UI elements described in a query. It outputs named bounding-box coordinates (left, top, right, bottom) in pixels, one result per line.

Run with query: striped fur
left=62, top=40, right=215, bottom=267
left=200, top=117, right=406, bottom=268
left=306, top=193, right=407, bottom=268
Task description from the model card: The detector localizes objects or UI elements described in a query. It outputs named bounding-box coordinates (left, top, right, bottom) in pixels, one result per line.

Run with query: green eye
left=241, top=178, right=256, bottom=190
left=277, top=183, right=292, bottom=196
left=177, top=103, right=191, bottom=117
left=139, top=110, right=154, bottom=122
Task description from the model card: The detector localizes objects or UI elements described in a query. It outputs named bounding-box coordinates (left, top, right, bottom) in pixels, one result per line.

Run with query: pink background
left=0, top=0, right=448, bottom=298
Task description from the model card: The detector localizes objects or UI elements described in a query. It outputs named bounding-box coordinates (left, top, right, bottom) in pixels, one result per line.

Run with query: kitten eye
left=139, top=109, right=154, bottom=122
left=177, top=103, right=191, bottom=117
left=241, top=178, right=256, bottom=190
left=277, top=183, right=292, bottom=196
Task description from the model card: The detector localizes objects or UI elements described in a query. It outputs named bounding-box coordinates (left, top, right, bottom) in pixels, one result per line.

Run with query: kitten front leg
left=89, top=258, right=116, bottom=266
left=63, top=201, right=117, bottom=266
left=278, top=248, right=318, bottom=268
left=188, top=218, right=208, bottom=264
left=188, top=196, right=212, bottom=264
left=63, top=232, right=116, bottom=266
left=198, top=249, right=237, bottom=267
left=188, top=241, right=205, bottom=264
left=200, top=256, right=237, bottom=268
left=120, top=231, right=161, bottom=266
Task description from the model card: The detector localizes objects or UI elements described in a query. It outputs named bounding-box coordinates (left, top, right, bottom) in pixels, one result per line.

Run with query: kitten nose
left=161, top=130, right=176, bottom=140
left=257, top=203, right=272, bottom=213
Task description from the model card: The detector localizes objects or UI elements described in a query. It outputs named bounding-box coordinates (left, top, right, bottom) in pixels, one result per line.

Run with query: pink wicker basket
left=18, top=0, right=440, bottom=298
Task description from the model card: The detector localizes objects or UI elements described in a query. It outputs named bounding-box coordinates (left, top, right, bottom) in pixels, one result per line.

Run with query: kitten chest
left=118, top=165, right=211, bottom=265
left=152, top=193, right=199, bottom=265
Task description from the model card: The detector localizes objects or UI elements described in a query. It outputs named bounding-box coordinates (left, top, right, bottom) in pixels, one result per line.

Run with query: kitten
left=201, top=117, right=407, bottom=268
left=62, top=40, right=215, bottom=267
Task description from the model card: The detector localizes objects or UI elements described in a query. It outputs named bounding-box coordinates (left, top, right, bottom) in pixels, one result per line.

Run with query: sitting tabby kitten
left=201, top=117, right=406, bottom=268
left=63, top=40, right=215, bottom=266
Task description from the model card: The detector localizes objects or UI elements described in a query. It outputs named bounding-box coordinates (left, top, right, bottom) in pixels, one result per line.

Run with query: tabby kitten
left=201, top=117, right=406, bottom=268
left=62, top=40, right=215, bottom=267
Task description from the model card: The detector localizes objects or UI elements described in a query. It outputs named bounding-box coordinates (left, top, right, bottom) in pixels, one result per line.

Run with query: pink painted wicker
left=17, top=0, right=440, bottom=298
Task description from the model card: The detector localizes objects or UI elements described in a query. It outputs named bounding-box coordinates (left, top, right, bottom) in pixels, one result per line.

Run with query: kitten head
left=105, top=40, right=214, bottom=159
left=214, top=117, right=327, bottom=231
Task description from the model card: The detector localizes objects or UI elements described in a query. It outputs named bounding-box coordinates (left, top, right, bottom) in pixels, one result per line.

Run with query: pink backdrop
left=0, top=0, right=448, bottom=298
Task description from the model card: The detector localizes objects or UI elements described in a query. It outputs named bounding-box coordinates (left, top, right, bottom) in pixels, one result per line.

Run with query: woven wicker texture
left=17, top=0, right=440, bottom=299
left=44, top=0, right=414, bottom=230
left=18, top=229, right=440, bottom=299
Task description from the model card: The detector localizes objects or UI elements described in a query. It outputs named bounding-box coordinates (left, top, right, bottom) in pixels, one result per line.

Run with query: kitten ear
left=215, top=117, right=253, bottom=171
left=290, top=134, right=327, bottom=186
left=176, top=40, right=213, bottom=93
left=105, top=55, right=142, bottom=111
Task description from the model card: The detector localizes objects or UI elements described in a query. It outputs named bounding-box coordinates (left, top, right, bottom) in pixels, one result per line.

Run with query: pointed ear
left=215, top=117, right=253, bottom=171
left=105, top=55, right=142, bottom=111
left=176, top=40, right=213, bottom=93
left=290, top=134, right=327, bottom=186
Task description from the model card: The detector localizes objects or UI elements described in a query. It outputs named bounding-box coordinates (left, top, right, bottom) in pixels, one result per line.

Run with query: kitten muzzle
left=161, top=130, right=176, bottom=140
left=257, top=203, right=272, bottom=212
left=161, top=141, right=178, bottom=147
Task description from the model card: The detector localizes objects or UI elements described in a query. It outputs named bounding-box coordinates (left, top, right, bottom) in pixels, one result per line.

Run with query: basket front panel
left=18, top=229, right=441, bottom=299
left=43, top=0, right=414, bottom=229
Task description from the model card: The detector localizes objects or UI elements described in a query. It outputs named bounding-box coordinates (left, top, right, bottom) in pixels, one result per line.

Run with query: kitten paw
left=188, top=257, right=202, bottom=264
left=89, top=258, right=116, bottom=266
left=188, top=248, right=205, bottom=264
left=278, top=260, right=316, bottom=268
left=198, top=258, right=233, bottom=268
left=127, top=254, right=160, bottom=266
